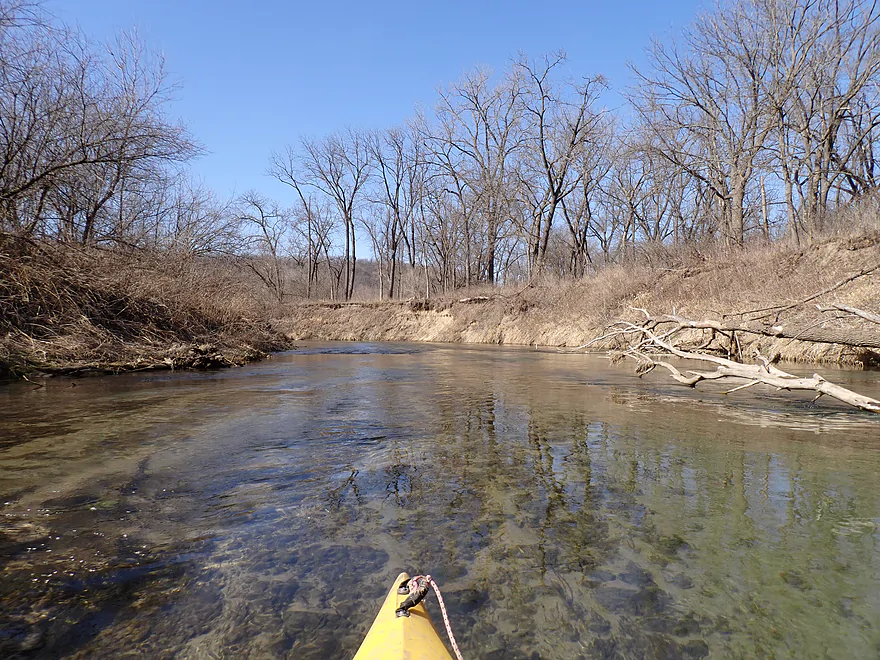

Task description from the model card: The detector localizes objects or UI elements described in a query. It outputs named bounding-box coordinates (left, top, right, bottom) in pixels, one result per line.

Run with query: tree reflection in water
left=0, top=344, right=878, bottom=658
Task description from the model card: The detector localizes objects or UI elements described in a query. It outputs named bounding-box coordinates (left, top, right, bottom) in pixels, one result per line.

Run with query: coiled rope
left=397, top=574, right=464, bottom=660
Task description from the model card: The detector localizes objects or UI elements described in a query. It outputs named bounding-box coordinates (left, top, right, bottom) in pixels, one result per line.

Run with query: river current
left=1, top=342, right=879, bottom=659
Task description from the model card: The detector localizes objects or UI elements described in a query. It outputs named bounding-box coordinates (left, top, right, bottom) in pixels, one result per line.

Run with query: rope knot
left=394, top=573, right=464, bottom=660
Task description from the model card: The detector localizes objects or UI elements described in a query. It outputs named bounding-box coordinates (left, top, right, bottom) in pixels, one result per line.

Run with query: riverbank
left=0, top=236, right=292, bottom=377
left=4, top=229, right=878, bottom=378
left=279, top=231, right=880, bottom=367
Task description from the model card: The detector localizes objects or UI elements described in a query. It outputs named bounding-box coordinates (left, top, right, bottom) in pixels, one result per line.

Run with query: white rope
left=425, top=575, right=464, bottom=660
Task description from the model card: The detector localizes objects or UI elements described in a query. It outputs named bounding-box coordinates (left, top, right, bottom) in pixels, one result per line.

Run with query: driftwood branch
left=729, top=261, right=880, bottom=321
left=609, top=319, right=880, bottom=413
left=637, top=313, right=880, bottom=350
left=816, top=304, right=880, bottom=325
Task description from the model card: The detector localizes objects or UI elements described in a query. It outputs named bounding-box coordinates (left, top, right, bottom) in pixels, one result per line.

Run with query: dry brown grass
left=7, top=204, right=877, bottom=375
left=0, top=235, right=291, bottom=376
left=281, top=215, right=880, bottom=366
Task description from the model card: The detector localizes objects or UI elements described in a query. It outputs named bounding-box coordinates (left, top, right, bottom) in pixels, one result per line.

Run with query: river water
left=1, top=342, right=879, bottom=659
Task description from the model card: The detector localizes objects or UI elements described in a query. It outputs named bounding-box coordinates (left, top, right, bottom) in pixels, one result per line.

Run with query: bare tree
left=238, top=192, right=292, bottom=303
left=0, top=10, right=197, bottom=242
left=629, top=0, right=780, bottom=247
left=270, top=129, right=370, bottom=300
left=430, top=66, right=526, bottom=283
left=365, top=126, right=421, bottom=298
left=288, top=193, right=337, bottom=298
left=559, top=124, right=616, bottom=273
left=157, top=177, right=241, bottom=256
left=769, top=0, right=880, bottom=242
left=514, top=52, right=608, bottom=273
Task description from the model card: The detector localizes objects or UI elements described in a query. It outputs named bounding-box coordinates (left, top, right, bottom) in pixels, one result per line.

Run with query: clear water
left=1, top=343, right=879, bottom=659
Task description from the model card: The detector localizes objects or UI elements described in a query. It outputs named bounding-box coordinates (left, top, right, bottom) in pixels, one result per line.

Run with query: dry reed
left=0, top=235, right=290, bottom=377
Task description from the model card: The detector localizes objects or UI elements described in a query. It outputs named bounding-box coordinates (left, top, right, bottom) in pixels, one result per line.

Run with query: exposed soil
left=279, top=233, right=880, bottom=368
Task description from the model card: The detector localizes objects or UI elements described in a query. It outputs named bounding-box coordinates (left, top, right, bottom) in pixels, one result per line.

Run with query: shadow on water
left=1, top=342, right=879, bottom=658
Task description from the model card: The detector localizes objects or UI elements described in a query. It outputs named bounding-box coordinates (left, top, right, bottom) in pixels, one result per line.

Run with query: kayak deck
left=353, top=572, right=454, bottom=660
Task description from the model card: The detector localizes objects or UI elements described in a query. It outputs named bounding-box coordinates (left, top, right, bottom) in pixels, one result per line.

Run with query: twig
left=816, top=303, right=880, bottom=325
left=725, top=379, right=760, bottom=394
left=21, top=374, right=44, bottom=389
left=727, top=261, right=880, bottom=321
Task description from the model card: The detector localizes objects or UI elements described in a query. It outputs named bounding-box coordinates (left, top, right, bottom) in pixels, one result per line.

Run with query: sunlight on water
left=1, top=343, right=879, bottom=659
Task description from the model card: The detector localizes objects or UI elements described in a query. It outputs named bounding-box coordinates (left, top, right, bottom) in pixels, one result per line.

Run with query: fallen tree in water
left=557, top=255, right=880, bottom=412
left=586, top=306, right=880, bottom=413
left=611, top=317, right=879, bottom=412
left=616, top=312, right=880, bottom=351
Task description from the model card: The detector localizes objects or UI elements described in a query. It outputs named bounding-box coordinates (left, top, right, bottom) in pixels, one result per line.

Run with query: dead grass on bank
left=0, top=235, right=292, bottom=377
left=549, top=232, right=880, bottom=365
left=281, top=226, right=880, bottom=367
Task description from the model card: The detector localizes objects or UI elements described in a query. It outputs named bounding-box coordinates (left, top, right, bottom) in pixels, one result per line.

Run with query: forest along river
left=1, top=343, right=879, bottom=659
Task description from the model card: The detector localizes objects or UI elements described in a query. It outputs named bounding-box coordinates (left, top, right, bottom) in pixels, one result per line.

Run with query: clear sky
left=47, top=0, right=706, bottom=204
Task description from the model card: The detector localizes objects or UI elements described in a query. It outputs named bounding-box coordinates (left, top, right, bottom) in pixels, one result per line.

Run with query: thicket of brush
left=0, top=235, right=291, bottom=377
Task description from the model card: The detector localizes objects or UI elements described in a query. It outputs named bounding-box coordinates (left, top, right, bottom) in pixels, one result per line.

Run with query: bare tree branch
left=817, top=303, right=880, bottom=324
left=616, top=320, right=880, bottom=412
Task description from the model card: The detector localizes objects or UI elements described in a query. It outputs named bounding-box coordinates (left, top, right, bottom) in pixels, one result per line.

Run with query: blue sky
left=48, top=0, right=706, bottom=204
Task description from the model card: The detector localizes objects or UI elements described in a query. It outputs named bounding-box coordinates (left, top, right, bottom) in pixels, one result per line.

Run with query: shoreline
left=1, top=332, right=295, bottom=379
left=4, top=232, right=879, bottom=378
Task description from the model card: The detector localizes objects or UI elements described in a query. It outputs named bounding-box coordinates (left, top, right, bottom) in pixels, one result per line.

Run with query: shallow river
left=1, top=343, right=880, bottom=659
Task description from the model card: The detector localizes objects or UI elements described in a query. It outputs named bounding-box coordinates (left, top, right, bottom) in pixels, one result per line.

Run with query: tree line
left=3, top=0, right=880, bottom=302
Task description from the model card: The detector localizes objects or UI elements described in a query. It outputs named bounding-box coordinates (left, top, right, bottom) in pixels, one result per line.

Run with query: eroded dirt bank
left=279, top=234, right=880, bottom=367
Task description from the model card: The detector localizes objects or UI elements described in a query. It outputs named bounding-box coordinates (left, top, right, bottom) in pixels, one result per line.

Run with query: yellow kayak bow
left=352, top=572, right=455, bottom=660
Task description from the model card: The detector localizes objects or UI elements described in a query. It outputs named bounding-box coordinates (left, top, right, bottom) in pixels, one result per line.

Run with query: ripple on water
left=1, top=344, right=879, bottom=658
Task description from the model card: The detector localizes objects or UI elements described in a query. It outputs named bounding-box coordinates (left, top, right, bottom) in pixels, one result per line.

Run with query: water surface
left=1, top=343, right=879, bottom=659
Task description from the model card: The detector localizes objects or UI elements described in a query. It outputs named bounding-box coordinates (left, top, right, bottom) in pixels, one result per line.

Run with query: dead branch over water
left=616, top=320, right=879, bottom=412
left=618, top=313, right=880, bottom=350
left=590, top=299, right=880, bottom=412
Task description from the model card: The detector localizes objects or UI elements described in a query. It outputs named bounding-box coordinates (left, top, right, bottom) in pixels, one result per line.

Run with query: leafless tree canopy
left=266, top=0, right=880, bottom=300
left=0, top=1, right=203, bottom=246
left=5, top=0, right=880, bottom=302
